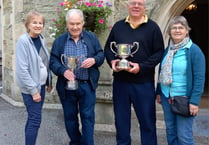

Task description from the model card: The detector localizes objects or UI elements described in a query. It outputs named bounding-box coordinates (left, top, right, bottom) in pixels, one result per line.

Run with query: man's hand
left=125, top=62, right=140, bottom=74
left=111, top=59, right=123, bottom=72
left=64, top=69, right=75, bottom=81
left=46, top=85, right=53, bottom=93
left=81, top=58, right=95, bottom=68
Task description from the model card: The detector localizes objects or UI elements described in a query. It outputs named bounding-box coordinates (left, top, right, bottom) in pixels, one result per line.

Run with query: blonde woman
left=15, top=11, right=52, bottom=145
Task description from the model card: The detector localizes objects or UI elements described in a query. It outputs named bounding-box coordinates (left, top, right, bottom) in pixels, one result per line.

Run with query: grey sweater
left=15, top=33, right=51, bottom=95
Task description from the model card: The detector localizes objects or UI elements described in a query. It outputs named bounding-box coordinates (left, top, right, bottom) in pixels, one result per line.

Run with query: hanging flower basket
left=84, top=11, right=97, bottom=32
left=49, top=0, right=112, bottom=39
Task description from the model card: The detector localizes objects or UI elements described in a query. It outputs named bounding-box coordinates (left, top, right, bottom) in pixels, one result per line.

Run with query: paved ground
left=0, top=96, right=209, bottom=145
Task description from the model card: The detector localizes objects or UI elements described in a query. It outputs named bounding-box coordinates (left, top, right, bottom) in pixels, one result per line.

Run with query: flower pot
left=84, top=12, right=96, bottom=32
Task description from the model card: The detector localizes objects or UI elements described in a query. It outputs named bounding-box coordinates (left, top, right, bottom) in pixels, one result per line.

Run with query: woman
left=15, top=11, right=52, bottom=145
left=156, top=16, right=205, bottom=145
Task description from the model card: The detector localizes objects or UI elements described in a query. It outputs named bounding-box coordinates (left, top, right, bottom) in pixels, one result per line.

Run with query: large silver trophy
left=61, top=54, right=79, bottom=90
left=110, top=42, right=139, bottom=69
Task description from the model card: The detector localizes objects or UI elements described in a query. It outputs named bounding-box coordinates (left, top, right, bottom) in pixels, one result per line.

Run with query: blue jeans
left=161, top=94, right=195, bottom=145
left=113, top=80, right=157, bottom=145
left=59, top=81, right=96, bottom=145
left=22, top=85, right=45, bottom=145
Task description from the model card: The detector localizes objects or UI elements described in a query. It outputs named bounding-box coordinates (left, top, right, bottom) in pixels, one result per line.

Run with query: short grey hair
left=127, top=0, right=146, bottom=4
left=168, top=16, right=191, bottom=36
left=65, top=9, right=84, bottom=24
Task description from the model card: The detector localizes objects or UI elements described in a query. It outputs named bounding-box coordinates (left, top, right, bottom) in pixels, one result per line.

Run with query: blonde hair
left=24, top=11, right=45, bottom=32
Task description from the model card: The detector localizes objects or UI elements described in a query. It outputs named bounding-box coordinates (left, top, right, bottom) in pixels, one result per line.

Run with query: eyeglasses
left=171, top=26, right=186, bottom=31
left=129, top=2, right=145, bottom=7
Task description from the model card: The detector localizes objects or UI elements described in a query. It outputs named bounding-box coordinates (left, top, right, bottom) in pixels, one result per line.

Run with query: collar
left=67, top=32, right=84, bottom=40
left=125, top=14, right=148, bottom=29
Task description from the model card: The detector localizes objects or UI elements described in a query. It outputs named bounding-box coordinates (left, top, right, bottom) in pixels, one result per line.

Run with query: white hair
left=128, top=0, right=146, bottom=3
left=65, top=9, right=84, bottom=23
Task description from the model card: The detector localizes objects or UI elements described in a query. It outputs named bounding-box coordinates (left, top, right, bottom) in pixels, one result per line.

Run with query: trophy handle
left=110, top=41, right=118, bottom=56
left=130, top=42, right=139, bottom=57
left=61, top=54, right=68, bottom=68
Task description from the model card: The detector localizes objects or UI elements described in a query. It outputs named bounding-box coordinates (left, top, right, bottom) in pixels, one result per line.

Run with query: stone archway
left=152, top=0, right=194, bottom=43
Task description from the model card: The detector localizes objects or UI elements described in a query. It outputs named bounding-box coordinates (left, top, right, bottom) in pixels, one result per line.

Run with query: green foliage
left=49, top=0, right=112, bottom=39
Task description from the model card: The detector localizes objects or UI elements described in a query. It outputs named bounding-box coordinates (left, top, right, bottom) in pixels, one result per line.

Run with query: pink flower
left=99, top=19, right=104, bottom=24
left=84, top=2, right=91, bottom=6
left=59, top=2, right=64, bottom=6
left=91, top=3, right=97, bottom=6
left=97, top=4, right=103, bottom=7
left=98, top=1, right=104, bottom=4
left=57, top=8, right=61, bottom=13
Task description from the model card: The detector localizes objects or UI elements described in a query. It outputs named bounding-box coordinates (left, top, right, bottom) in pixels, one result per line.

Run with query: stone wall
left=1, top=0, right=195, bottom=125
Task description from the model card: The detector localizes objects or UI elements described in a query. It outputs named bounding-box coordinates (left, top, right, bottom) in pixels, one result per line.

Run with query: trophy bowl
left=110, top=42, right=139, bottom=69
left=61, top=54, right=79, bottom=90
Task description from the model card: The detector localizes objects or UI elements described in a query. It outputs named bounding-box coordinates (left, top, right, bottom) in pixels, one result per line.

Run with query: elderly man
left=50, top=9, right=104, bottom=145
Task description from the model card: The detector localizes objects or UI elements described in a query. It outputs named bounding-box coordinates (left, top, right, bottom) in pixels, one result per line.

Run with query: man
left=104, top=0, right=164, bottom=145
left=50, top=9, right=104, bottom=145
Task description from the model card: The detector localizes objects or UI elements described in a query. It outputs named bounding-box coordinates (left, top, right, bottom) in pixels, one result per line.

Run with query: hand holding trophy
left=61, top=54, right=79, bottom=90
left=110, top=42, right=139, bottom=69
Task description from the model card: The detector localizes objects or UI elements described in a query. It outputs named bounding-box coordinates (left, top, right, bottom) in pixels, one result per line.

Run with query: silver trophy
left=110, top=42, right=139, bottom=69
left=61, top=54, right=79, bottom=90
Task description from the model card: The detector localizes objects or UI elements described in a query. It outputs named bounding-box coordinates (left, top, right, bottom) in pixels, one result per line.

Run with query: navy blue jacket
left=49, top=31, right=104, bottom=98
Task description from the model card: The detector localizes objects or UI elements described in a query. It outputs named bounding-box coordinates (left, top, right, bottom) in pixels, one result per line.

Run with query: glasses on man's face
left=171, top=26, right=186, bottom=31
left=129, top=2, right=145, bottom=7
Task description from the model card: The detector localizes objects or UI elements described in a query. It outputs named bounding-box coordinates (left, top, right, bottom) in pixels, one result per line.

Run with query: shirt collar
left=125, top=14, right=148, bottom=29
left=67, top=32, right=84, bottom=40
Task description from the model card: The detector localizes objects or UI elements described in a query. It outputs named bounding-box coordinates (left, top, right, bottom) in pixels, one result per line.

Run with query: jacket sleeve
left=15, top=37, right=38, bottom=95
left=92, top=34, right=105, bottom=67
left=84, top=31, right=105, bottom=67
left=189, top=45, right=206, bottom=105
left=49, top=38, right=68, bottom=76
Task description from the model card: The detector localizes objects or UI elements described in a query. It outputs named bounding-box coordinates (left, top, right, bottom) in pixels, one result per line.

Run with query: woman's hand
left=189, top=104, right=199, bottom=116
left=156, top=95, right=162, bottom=104
left=32, top=93, right=41, bottom=102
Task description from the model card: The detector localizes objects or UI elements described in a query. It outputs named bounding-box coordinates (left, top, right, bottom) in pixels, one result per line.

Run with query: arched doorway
left=183, top=0, right=209, bottom=107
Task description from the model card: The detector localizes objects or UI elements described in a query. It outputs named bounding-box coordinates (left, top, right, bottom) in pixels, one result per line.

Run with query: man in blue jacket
left=49, top=9, right=104, bottom=145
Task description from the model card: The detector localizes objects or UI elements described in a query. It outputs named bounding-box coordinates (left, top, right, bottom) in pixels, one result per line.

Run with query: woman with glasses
left=156, top=16, right=205, bottom=145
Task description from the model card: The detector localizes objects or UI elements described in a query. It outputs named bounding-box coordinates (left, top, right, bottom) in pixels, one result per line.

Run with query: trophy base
left=117, top=60, right=130, bottom=69
left=66, top=80, right=78, bottom=90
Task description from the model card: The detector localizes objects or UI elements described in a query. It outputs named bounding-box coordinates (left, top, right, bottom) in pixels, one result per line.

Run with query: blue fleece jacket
left=156, top=41, right=205, bottom=105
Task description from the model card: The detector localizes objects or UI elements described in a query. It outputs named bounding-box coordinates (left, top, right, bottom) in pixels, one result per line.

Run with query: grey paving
left=0, top=96, right=209, bottom=145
